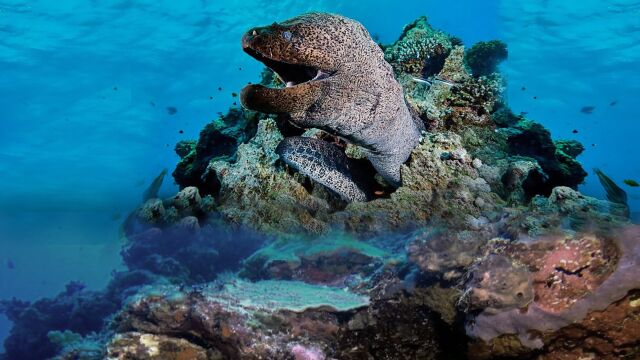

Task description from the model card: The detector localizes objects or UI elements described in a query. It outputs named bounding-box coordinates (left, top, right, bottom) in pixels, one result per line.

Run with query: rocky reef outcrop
left=173, top=108, right=259, bottom=196
left=2, top=13, right=635, bottom=360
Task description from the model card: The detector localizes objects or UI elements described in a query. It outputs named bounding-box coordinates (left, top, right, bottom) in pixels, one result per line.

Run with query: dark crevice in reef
left=421, top=52, right=448, bottom=78
left=173, top=107, right=259, bottom=196
left=506, top=121, right=587, bottom=197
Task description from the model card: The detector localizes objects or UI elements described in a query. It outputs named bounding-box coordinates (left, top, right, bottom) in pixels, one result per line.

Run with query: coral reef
left=122, top=187, right=264, bottom=283
left=464, top=40, right=508, bottom=77
left=3, top=13, right=637, bottom=360
left=172, top=108, right=258, bottom=196
left=384, top=16, right=454, bottom=76
left=211, top=118, right=336, bottom=235
left=239, top=233, right=391, bottom=285
left=106, top=280, right=369, bottom=359
left=464, top=226, right=640, bottom=358
left=0, top=282, right=120, bottom=360
left=505, top=120, right=588, bottom=195
left=103, top=277, right=468, bottom=359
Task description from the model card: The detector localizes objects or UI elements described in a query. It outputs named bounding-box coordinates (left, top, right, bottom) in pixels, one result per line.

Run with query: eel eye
left=282, top=31, right=293, bottom=42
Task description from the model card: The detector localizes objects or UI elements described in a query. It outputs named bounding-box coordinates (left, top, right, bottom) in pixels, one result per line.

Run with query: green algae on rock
left=464, top=40, right=508, bottom=77
left=173, top=108, right=259, bottom=196
left=384, top=16, right=454, bottom=77
left=211, top=118, right=335, bottom=235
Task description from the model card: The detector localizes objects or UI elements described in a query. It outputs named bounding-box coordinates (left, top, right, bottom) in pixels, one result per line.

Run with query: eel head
left=240, top=12, right=380, bottom=119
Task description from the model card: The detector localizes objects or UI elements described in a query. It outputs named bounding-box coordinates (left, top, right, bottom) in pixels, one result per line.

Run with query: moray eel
left=240, top=13, right=424, bottom=201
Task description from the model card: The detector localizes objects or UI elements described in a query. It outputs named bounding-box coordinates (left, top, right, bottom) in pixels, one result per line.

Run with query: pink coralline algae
left=291, top=344, right=326, bottom=360
left=465, top=226, right=640, bottom=349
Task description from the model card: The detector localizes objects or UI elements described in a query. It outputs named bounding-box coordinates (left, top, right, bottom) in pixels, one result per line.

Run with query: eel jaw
left=242, top=46, right=333, bottom=88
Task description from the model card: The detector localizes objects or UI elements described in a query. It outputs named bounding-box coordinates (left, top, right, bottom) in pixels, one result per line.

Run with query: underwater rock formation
left=124, top=188, right=265, bottom=283
left=173, top=108, right=258, bottom=196
left=505, top=120, right=587, bottom=195
left=240, top=233, right=391, bottom=285
left=407, top=228, right=489, bottom=281
left=464, top=40, right=508, bottom=77
left=4, top=13, right=638, bottom=360
left=107, top=280, right=370, bottom=359
left=464, top=226, right=640, bottom=359
left=179, top=12, right=592, bottom=240
left=0, top=276, right=139, bottom=360
left=211, top=118, right=337, bottom=235
left=102, top=277, right=468, bottom=360
left=384, top=16, right=454, bottom=77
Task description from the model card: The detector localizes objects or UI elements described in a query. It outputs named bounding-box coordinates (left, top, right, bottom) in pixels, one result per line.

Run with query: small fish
left=231, top=92, right=238, bottom=97
left=521, top=86, right=526, bottom=91
left=580, top=106, right=595, bottom=114
left=7, top=259, right=15, bottom=270
left=410, top=76, right=456, bottom=87
left=623, top=179, right=639, bottom=187
left=179, top=130, right=184, bottom=134
left=166, top=106, right=177, bottom=115
left=433, top=76, right=456, bottom=86
left=610, top=100, right=617, bottom=106
left=410, top=76, right=432, bottom=85
left=150, top=101, right=156, bottom=107
left=572, top=129, right=578, bottom=134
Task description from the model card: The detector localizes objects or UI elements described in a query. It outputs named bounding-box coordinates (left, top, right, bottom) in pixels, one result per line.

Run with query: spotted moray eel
left=240, top=13, right=424, bottom=202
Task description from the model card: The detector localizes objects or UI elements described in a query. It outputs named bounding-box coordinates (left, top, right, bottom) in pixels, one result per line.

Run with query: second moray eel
left=240, top=12, right=424, bottom=202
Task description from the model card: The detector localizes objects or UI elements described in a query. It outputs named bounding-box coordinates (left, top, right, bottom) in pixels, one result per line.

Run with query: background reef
left=2, top=12, right=639, bottom=360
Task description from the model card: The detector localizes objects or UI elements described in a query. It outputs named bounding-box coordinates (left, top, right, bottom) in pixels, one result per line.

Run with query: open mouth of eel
left=243, top=46, right=333, bottom=88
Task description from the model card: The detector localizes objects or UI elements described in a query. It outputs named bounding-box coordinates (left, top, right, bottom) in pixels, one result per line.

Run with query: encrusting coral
left=464, top=40, right=508, bottom=77
left=464, top=226, right=640, bottom=358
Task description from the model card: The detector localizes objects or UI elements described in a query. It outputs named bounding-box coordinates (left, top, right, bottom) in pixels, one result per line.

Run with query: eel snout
left=240, top=24, right=334, bottom=114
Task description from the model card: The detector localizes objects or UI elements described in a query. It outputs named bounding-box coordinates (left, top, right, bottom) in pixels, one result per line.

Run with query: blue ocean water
left=0, top=0, right=638, bottom=353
